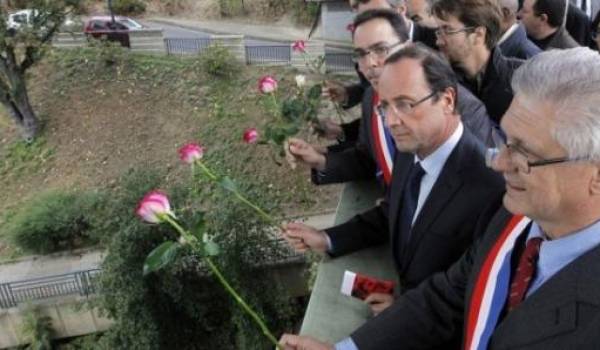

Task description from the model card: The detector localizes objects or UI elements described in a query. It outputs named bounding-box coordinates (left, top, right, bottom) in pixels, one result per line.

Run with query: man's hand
left=287, top=138, right=327, bottom=171
left=282, top=222, right=329, bottom=254
left=279, top=334, right=334, bottom=350
left=313, top=117, right=344, bottom=140
left=364, top=293, right=394, bottom=316
left=322, top=80, right=348, bottom=105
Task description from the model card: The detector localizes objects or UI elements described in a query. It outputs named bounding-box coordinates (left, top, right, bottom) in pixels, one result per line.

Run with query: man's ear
left=590, top=164, right=600, bottom=196
left=397, top=5, right=408, bottom=17
left=501, top=7, right=511, bottom=19
left=442, top=87, right=457, bottom=114
left=539, top=13, right=549, bottom=24
left=472, top=26, right=487, bottom=46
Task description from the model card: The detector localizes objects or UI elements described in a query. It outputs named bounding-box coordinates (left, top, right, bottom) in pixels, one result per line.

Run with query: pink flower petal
left=178, top=143, right=204, bottom=164
left=243, top=128, right=259, bottom=144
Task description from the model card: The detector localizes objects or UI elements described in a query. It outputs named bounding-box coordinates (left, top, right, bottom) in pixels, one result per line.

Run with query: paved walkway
left=0, top=213, right=335, bottom=284
left=148, top=16, right=353, bottom=49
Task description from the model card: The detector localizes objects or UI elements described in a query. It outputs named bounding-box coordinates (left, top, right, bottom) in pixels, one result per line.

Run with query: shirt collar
left=415, top=122, right=464, bottom=176
left=528, top=218, right=600, bottom=280
left=497, top=23, right=519, bottom=45
left=408, top=20, right=414, bottom=42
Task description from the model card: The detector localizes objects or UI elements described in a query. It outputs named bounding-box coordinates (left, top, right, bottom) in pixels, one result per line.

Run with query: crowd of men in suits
left=278, top=0, right=600, bottom=349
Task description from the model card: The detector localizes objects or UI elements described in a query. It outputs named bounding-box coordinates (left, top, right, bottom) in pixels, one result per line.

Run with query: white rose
left=295, top=74, right=306, bottom=88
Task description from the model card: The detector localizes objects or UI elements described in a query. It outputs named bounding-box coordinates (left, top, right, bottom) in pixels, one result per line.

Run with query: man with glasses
left=319, top=0, right=437, bottom=147
left=289, top=10, right=493, bottom=189
left=432, top=0, right=524, bottom=124
left=283, top=43, right=503, bottom=324
left=280, top=47, right=600, bottom=350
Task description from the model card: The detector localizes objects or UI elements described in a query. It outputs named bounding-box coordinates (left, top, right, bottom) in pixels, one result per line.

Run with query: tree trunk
left=2, top=72, right=39, bottom=142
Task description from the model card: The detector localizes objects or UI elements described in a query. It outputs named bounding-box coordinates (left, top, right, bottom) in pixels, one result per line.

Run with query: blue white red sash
left=464, top=214, right=532, bottom=350
left=371, top=93, right=395, bottom=186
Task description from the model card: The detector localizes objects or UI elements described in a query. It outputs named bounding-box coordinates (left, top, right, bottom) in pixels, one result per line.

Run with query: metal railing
left=325, top=53, right=355, bottom=74
left=164, top=37, right=213, bottom=55
left=245, top=45, right=291, bottom=65
left=164, top=38, right=354, bottom=73
left=0, top=268, right=101, bottom=309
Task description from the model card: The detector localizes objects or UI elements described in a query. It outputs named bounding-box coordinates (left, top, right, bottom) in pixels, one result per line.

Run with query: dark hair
left=431, top=0, right=503, bottom=50
left=385, top=43, right=459, bottom=111
left=352, top=9, right=410, bottom=42
left=532, top=0, right=566, bottom=28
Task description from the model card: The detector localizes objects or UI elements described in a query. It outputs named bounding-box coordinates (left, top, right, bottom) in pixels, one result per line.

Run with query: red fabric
left=370, top=93, right=392, bottom=185
left=507, top=237, right=543, bottom=311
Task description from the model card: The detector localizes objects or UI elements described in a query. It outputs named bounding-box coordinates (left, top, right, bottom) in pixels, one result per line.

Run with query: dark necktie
left=399, top=162, right=426, bottom=248
left=507, top=237, right=543, bottom=311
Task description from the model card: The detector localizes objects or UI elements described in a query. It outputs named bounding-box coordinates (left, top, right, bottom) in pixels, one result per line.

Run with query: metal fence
left=325, top=53, right=355, bottom=74
left=164, top=38, right=354, bottom=73
left=245, top=45, right=291, bottom=65
left=0, top=269, right=101, bottom=309
left=164, top=37, right=213, bottom=55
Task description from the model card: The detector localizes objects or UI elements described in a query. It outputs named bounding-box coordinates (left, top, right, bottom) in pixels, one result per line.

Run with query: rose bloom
left=292, top=40, right=306, bottom=53
left=178, top=143, right=204, bottom=164
left=136, top=190, right=174, bottom=223
left=243, top=128, right=259, bottom=144
left=295, top=74, right=306, bottom=88
left=258, top=75, right=278, bottom=94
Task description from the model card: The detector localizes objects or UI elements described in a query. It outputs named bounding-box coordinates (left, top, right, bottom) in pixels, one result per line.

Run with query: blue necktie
left=399, top=162, right=426, bottom=250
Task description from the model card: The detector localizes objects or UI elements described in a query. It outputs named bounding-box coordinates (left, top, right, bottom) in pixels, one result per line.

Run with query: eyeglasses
left=351, top=41, right=404, bottom=63
left=377, top=91, right=438, bottom=120
left=485, top=128, right=587, bottom=174
left=434, top=26, right=476, bottom=38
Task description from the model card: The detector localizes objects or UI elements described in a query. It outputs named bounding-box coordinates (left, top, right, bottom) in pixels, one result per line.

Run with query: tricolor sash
left=464, top=214, right=532, bottom=350
left=371, top=93, right=396, bottom=186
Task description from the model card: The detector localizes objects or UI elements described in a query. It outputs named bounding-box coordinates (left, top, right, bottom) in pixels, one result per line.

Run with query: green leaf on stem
left=307, top=84, right=322, bottom=101
left=203, top=237, right=221, bottom=257
left=219, top=176, right=238, bottom=193
left=191, top=213, right=207, bottom=241
left=143, top=241, right=180, bottom=276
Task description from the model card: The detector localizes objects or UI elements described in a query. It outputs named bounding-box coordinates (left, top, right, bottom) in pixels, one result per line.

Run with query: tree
left=0, top=1, right=81, bottom=141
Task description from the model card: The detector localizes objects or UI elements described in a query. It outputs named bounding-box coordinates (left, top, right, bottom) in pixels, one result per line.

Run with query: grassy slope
left=0, top=47, right=343, bottom=260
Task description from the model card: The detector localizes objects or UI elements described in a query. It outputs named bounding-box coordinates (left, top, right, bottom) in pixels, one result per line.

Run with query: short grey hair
left=511, top=47, right=600, bottom=161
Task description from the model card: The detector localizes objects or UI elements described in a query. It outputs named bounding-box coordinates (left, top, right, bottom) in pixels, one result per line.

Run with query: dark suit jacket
left=313, top=86, right=494, bottom=186
left=324, top=128, right=505, bottom=291
left=413, top=23, right=437, bottom=49
left=566, top=3, right=592, bottom=46
left=546, top=26, right=581, bottom=50
left=457, top=48, right=523, bottom=124
left=499, top=24, right=542, bottom=59
left=350, top=207, right=600, bottom=350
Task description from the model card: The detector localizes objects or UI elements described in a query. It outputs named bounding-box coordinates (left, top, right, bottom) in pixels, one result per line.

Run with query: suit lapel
left=490, top=244, right=600, bottom=348
left=400, top=134, right=469, bottom=270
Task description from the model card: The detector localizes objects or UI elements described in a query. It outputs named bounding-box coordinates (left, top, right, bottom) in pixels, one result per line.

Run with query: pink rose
left=292, top=40, right=306, bottom=53
left=243, top=128, right=259, bottom=144
left=136, top=191, right=174, bottom=223
left=178, top=143, right=204, bottom=164
left=258, top=75, right=278, bottom=94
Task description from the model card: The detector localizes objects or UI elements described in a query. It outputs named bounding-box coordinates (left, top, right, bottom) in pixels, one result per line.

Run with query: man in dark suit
left=280, top=47, right=600, bottom=350
left=283, top=43, right=504, bottom=316
left=432, top=0, right=524, bottom=124
left=498, top=0, right=542, bottom=59
left=290, top=10, right=493, bottom=189
left=565, top=3, right=592, bottom=46
left=519, top=0, right=580, bottom=49
left=319, top=0, right=437, bottom=147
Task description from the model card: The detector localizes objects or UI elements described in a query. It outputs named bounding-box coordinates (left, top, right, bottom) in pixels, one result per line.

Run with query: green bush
left=112, top=0, right=146, bottom=16
left=199, top=44, right=242, bottom=79
left=8, top=190, right=103, bottom=254
left=20, top=305, right=54, bottom=350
